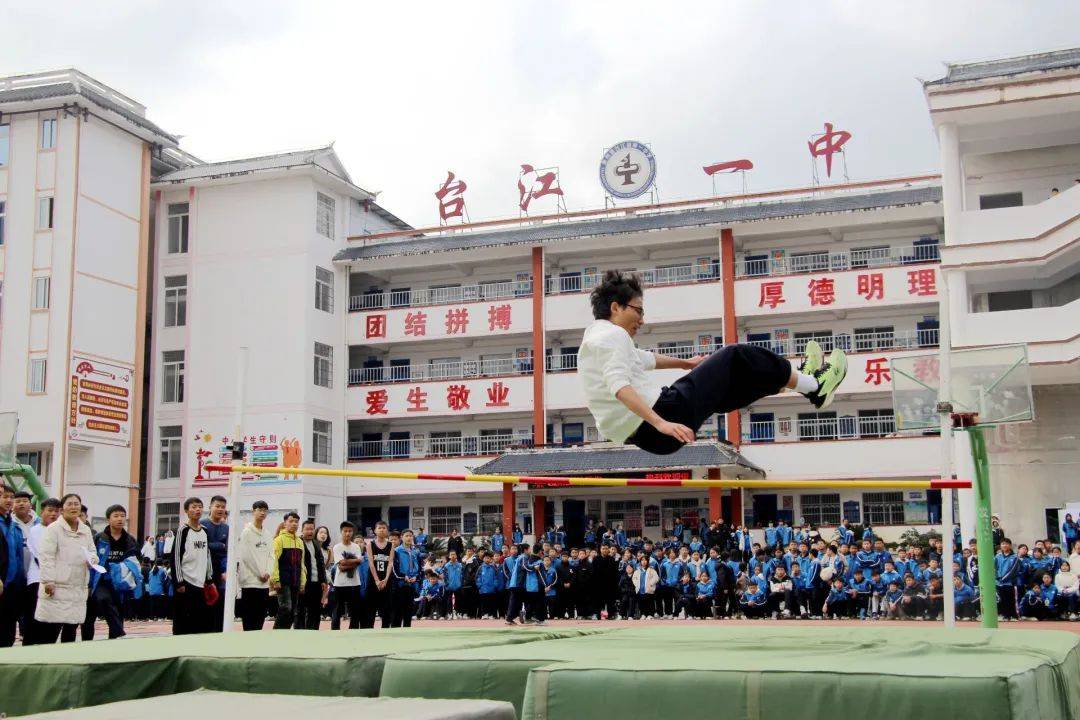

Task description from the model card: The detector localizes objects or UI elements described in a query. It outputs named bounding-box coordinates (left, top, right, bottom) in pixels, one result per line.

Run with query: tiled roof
left=0, top=81, right=178, bottom=144
left=335, top=185, right=941, bottom=262
left=926, top=47, right=1080, bottom=86
left=471, top=441, right=765, bottom=477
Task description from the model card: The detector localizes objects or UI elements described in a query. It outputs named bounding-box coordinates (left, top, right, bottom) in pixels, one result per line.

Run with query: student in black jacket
left=618, top=564, right=636, bottom=620
left=555, top=550, right=574, bottom=619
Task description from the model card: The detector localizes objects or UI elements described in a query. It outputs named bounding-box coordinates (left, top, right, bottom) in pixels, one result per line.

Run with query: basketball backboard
left=890, top=344, right=1034, bottom=431
left=0, top=412, right=17, bottom=471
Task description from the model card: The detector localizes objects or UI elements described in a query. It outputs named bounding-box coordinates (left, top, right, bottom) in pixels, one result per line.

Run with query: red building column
left=729, top=488, right=743, bottom=526
left=502, top=483, right=515, bottom=540
left=720, top=228, right=740, bottom=447
left=707, top=469, right=722, bottom=522
left=532, top=494, right=546, bottom=538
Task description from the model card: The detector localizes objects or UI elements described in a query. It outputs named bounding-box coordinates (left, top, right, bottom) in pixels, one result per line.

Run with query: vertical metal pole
left=968, top=426, right=999, bottom=628
left=222, top=347, right=248, bottom=633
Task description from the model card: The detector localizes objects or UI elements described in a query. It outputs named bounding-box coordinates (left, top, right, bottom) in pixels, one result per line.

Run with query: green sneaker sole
left=817, top=349, right=848, bottom=408
left=801, top=340, right=824, bottom=375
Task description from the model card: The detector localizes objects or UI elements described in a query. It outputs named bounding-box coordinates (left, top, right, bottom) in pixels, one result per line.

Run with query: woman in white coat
left=35, top=493, right=97, bottom=643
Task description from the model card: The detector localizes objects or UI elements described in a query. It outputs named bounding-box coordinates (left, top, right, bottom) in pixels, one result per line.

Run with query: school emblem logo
left=599, top=140, right=657, bottom=200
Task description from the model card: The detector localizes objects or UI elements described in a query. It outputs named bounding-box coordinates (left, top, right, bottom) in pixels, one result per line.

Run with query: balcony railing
left=736, top=243, right=940, bottom=279
left=546, top=340, right=723, bottom=373
left=349, top=357, right=528, bottom=385
left=348, top=432, right=522, bottom=460
left=743, top=414, right=897, bottom=444
left=745, top=329, right=939, bottom=358
left=349, top=280, right=531, bottom=312
left=545, top=261, right=720, bottom=295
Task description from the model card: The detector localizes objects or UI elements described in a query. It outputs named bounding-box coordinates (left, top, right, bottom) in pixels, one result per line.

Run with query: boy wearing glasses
left=577, top=270, right=847, bottom=455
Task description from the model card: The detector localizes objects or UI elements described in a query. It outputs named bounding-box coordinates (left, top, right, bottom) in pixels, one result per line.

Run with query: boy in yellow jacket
left=270, top=512, right=306, bottom=629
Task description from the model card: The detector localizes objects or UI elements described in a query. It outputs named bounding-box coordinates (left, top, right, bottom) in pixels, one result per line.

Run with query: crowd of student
left=2, top=483, right=1079, bottom=645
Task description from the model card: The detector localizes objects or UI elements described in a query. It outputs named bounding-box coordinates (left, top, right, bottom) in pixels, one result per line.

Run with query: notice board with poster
left=68, top=355, right=134, bottom=447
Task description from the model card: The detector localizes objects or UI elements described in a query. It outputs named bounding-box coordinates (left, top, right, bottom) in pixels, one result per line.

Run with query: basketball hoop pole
left=221, top=348, right=247, bottom=633
left=937, top=267, right=956, bottom=628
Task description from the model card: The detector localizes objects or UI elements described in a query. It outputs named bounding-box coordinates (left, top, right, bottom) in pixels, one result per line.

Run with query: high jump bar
left=203, top=464, right=970, bottom=490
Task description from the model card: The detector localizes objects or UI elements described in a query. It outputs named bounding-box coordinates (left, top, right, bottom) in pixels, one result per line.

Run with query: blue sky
left=4, top=1, right=1079, bottom=227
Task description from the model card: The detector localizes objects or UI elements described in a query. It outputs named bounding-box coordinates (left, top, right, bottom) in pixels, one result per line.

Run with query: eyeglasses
left=624, top=303, right=644, bottom=318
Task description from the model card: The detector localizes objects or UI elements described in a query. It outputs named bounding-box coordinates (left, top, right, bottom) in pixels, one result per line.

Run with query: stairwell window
left=167, top=203, right=189, bottom=254
left=37, top=197, right=54, bottom=230
left=316, top=193, right=335, bottom=239
left=28, top=358, right=47, bottom=393
left=32, top=277, right=50, bottom=310
left=314, top=342, right=333, bottom=388
left=159, top=426, right=182, bottom=480
left=162, top=350, right=185, bottom=403
left=315, top=267, right=334, bottom=313
left=163, top=275, right=187, bottom=327
left=312, top=419, right=332, bottom=464
left=40, top=117, right=57, bottom=150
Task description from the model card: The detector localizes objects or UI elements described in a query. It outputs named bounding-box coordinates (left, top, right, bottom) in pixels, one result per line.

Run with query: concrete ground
left=101, top=615, right=1080, bottom=639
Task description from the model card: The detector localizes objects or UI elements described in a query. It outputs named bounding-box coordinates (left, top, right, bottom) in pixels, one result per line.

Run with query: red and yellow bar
left=204, top=464, right=970, bottom=490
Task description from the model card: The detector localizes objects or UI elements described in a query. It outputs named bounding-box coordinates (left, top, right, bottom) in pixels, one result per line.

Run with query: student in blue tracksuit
left=1019, top=582, right=1047, bottom=620
left=776, top=521, right=793, bottom=549
left=476, top=553, right=499, bottom=618
left=847, top=569, right=873, bottom=619
left=391, top=530, right=421, bottom=627
left=837, top=520, right=855, bottom=547
left=522, top=546, right=547, bottom=624
left=442, top=551, right=463, bottom=618
left=868, top=570, right=888, bottom=618
left=694, top=571, right=716, bottom=619
left=541, top=556, right=558, bottom=620
left=788, top=564, right=810, bottom=617
left=416, top=571, right=444, bottom=619
left=615, top=526, right=627, bottom=549
left=1038, top=572, right=1058, bottom=619
left=659, top=550, right=684, bottom=617
left=490, top=530, right=505, bottom=553
left=763, top=523, right=778, bottom=551
left=862, top=525, right=876, bottom=543
left=884, top=581, right=905, bottom=619
left=880, top=561, right=902, bottom=591
left=504, top=544, right=526, bottom=624
left=738, top=580, right=766, bottom=619
left=855, top=540, right=881, bottom=582
left=823, top=578, right=850, bottom=618
left=953, top=576, right=978, bottom=620
left=674, top=571, right=696, bottom=618
left=1063, top=513, right=1080, bottom=552
left=493, top=551, right=507, bottom=617
left=147, top=562, right=171, bottom=620
left=994, top=538, right=1022, bottom=620
left=512, top=525, right=523, bottom=545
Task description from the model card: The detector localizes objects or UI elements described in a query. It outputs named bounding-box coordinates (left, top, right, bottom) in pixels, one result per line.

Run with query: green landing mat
left=379, top=625, right=1080, bottom=720
left=23, top=689, right=516, bottom=720
left=0, top=627, right=599, bottom=717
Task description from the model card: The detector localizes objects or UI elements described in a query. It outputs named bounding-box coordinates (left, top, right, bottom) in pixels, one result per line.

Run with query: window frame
left=315, top=266, right=335, bottom=313
left=428, top=505, right=462, bottom=535
left=312, top=418, right=332, bottom=464
left=167, top=202, right=190, bottom=254
left=32, top=276, right=51, bottom=310
left=479, top=504, right=503, bottom=534
left=159, top=426, right=182, bottom=480
left=800, top=493, right=842, bottom=526
left=314, top=342, right=334, bottom=388
left=28, top=357, right=47, bottom=394
left=862, top=491, right=905, bottom=526
left=0, top=123, right=9, bottom=167
left=40, top=117, right=57, bottom=150
left=163, top=274, right=187, bottom=327
left=161, top=350, right=185, bottom=403
left=37, top=197, right=54, bottom=230
left=316, top=192, right=336, bottom=239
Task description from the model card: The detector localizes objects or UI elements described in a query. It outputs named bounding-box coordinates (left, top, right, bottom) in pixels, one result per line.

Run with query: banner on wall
left=192, top=428, right=302, bottom=486
left=68, top=355, right=134, bottom=447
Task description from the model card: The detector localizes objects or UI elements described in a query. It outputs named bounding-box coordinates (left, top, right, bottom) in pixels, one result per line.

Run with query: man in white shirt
left=23, top=497, right=59, bottom=645
left=331, top=521, right=366, bottom=630
left=238, top=500, right=272, bottom=631
left=578, top=270, right=847, bottom=455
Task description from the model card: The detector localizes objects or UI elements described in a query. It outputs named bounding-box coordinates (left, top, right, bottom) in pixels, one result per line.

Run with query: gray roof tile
left=335, top=186, right=941, bottom=263
left=471, top=442, right=764, bottom=477
left=926, top=47, right=1080, bottom=86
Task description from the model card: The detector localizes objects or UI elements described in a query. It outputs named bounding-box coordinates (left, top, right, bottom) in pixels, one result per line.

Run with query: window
left=987, top=290, right=1034, bottom=312
left=479, top=504, right=503, bottom=534
left=790, top=250, right=830, bottom=273
left=429, top=506, right=462, bottom=535
left=167, top=203, right=189, bottom=254
left=307, top=504, right=320, bottom=523
left=389, top=287, right=411, bottom=308
left=0, top=201, right=5, bottom=246
left=313, top=419, right=332, bottom=464
left=162, top=350, right=185, bottom=403
left=793, top=330, right=832, bottom=354
left=0, top=124, right=8, bottom=166
left=857, top=409, right=895, bottom=438
left=862, top=491, right=905, bottom=525
left=159, top=426, right=182, bottom=479
left=314, top=342, right=333, bottom=388
left=429, top=357, right=461, bottom=380
left=430, top=431, right=463, bottom=456
left=156, top=502, right=180, bottom=534
left=798, top=411, right=837, bottom=441
left=479, top=428, right=512, bottom=454
left=316, top=192, right=335, bottom=239
left=605, top=500, right=643, bottom=534
left=37, top=197, right=54, bottom=230
left=979, top=192, right=1023, bottom=210
left=850, top=245, right=890, bottom=269
left=32, top=277, right=50, bottom=310
left=28, top=358, right=46, bottom=393
left=40, top=117, right=57, bottom=150
left=853, top=326, right=894, bottom=351
left=315, top=267, right=334, bottom=313
left=163, top=275, right=187, bottom=327
left=16, top=451, right=46, bottom=482
left=801, top=493, right=841, bottom=526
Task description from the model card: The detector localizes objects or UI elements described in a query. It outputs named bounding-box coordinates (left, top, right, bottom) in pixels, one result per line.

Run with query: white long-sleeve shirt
left=238, top=522, right=272, bottom=589
left=577, top=320, right=659, bottom=443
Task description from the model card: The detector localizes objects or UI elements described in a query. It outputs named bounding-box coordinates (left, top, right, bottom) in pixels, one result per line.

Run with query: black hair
left=589, top=270, right=643, bottom=320
left=252, top=500, right=269, bottom=511
left=340, top=521, right=357, bottom=531
left=13, top=491, right=32, bottom=501
left=210, top=495, right=227, bottom=506
left=284, top=511, right=300, bottom=521
left=41, top=497, right=62, bottom=511
left=0, top=484, right=15, bottom=495
left=105, top=504, right=126, bottom=519
left=301, top=518, right=316, bottom=529
left=60, top=493, right=83, bottom=508
left=183, top=497, right=203, bottom=511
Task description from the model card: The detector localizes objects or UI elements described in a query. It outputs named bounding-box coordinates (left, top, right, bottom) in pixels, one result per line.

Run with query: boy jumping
left=578, top=270, right=847, bottom=454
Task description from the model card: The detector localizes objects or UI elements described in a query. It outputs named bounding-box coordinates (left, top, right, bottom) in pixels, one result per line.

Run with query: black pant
left=767, top=590, right=795, bottom=615
left=273, top=585, right=300, bottom=629
left=391, top=584, right=416, bottom=627
left=240, top=588, right=269, bottom=631
left=368, top=584, right=394, bottom=628
left=331, top=585, right=364, bottom=630
left=506, top=587, right=526, bottom=622
left=173, top=582, right=210, bottom=635
left=526, top=591, right=546, bottom=621
left=0, top=583, right=24, bottom=647
left=628, top=345, right=792, bottom=455
left=293, top=583, right=323, bottom=629
left=21, top=582, right=45, bottom=645
left=675, top=595, right=694, bottom=617
left=36, top=622, right=78, bottom=644
left=89, top=582, right=126, bottom=639
left=956, top=599, right=978, bottom=620
left=657, top=586, right=675, bottom=616
left=478, top=593, right=499, bottom=618
left=208, top=582, right=225, bottom=632
left=997, top=585, right=1019, bottom=619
